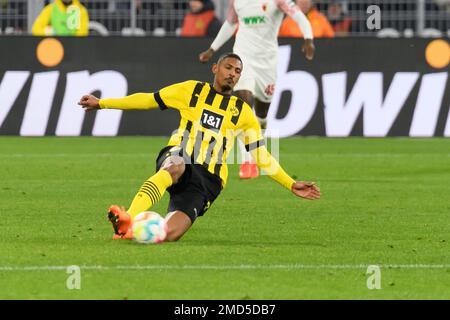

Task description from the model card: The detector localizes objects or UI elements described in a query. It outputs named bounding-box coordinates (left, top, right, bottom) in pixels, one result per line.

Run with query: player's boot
left=239, top=160, right=259, bottom=179
left=112, top=228, right=133, bottom=240
left=108, top=205, right=132, bottom=240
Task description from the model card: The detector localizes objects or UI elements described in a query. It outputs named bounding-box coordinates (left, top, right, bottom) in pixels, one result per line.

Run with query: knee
left=161, top=156, right=185, bottom=183
left=255, top=101, right=270, bottom=118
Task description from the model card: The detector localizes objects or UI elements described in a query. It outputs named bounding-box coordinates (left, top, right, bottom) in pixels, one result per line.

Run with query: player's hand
left=291, top=181, right=321, bottom=200
left=78, top=95, right=100, bottom=112
left=301, top=39, right=315, bottom=61
left=199, top=48, right=215, bottom=64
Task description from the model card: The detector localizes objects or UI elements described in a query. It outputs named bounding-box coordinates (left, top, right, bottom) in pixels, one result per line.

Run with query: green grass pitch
left=0, top=137, right=449, bottom=299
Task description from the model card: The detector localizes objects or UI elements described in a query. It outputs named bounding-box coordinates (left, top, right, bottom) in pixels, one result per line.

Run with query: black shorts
left=156, top=146, right=222, bottom=223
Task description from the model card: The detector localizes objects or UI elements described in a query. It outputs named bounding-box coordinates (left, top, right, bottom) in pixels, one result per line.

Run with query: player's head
left=297, top=0, right=313, bottom=14
left=62, top=0, right=73, bottom=5
left=328, top=0, right=346, bottom=20
left=212, top=52, right=243, bottom=93
left=189, top=0, right=206, bottom=13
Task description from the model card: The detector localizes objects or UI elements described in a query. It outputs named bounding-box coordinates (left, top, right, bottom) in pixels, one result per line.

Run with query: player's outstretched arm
left=301, top=39, right=315, bottom=61
left=78, top=95, right=100, bottom=111
left=291, top=181, right=321, bottom=200
left=239, top=106, right=320, bottom=200
left=78, top=81, right=196, bottom=112
left=78, top=93, right=158, bottom=112
left=250, top=145, right=321, bottom=200
left=199, top=47, right=216, bottom=64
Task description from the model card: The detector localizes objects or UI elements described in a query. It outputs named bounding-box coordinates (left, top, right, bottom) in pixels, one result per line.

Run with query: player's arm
left=239, top=110, right=320, bottom=200
left=276, top=0, right=315, bottom=60
left=78, top=81, right=196, bottom=112
left=199, top=0, right=238, bottom=63
left=78, top=93, right=160, bottom=111
left=252, top=145, right=321, bottom=200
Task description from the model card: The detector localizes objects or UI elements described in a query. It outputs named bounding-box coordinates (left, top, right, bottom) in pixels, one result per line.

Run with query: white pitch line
left=0, top=264, right=450, bottom=271
left=0, top=153, right=150, bottom=158
left=1, top=153, right=449, bottom=158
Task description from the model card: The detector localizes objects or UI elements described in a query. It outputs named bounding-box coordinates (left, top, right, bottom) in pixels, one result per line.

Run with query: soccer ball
left=132, top=211, right=168, bottom=244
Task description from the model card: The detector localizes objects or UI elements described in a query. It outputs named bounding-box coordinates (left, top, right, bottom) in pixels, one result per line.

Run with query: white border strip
left=1, top=264, right=450, bottom=271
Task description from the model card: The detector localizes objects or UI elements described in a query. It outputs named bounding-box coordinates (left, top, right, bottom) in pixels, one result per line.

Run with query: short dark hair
left=217, top=52, right=243, bottom=66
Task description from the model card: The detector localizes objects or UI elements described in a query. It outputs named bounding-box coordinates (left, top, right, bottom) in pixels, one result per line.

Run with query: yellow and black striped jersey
left=99, top=80, right=295, bottom=190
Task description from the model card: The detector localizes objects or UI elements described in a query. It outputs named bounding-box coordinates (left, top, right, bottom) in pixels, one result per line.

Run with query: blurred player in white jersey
left=199, top=0, right=315, bottom=179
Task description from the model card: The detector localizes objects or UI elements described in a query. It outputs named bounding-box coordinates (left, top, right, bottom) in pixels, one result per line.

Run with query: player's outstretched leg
left=254, top=99, right=270, bottom=130
left=235, top=90, right=259, bottom=179
left=241, top=99, right=271, bottom=179
left=109, top=155, right=185, bottom=239
left=108, top=205, right=132, bottom=239
left=238, top=140, right=259, bottom=179
left=127, top=169, right=174, bottom=217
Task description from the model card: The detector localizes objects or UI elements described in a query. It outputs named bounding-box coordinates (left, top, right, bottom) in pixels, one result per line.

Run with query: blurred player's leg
left=235, top=89, right=259, bottom=179
left=240, top=100, right=270, bottom=179
left=253, top=66, right=275, bottom=130
left=254, top=99, right=270, bottom=130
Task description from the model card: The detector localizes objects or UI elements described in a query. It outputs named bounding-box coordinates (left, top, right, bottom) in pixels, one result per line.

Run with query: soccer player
left=199, top=0, right=315, bottom=179
left=78, top=53, right=320, bottom=242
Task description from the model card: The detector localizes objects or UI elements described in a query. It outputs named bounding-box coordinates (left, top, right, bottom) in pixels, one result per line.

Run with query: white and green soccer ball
left=132, top=211, right=167, bottom=244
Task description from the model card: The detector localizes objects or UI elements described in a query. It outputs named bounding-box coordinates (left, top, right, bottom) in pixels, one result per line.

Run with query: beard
left=220, top=84, right=232, bottom=92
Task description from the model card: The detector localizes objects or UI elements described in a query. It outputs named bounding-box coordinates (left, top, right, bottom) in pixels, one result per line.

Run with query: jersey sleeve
left=31, top=5, right=52, bottom=36
left=275, top=0, right=300, bottom=16
left=275, top=0, right=314, bottom=39
left=99, top=93, right=159, bottom=110
left=155, top=80, right=197, bottom=111
left=210, top=0, right=238, bottom=51
left=226, top=0, right=238, bottom=24
left=238, top=105, right=295, bottom=191
left=99, top=80, right=197, bottom=111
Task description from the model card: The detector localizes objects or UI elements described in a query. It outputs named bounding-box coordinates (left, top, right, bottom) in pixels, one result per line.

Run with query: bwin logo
left=0, top=70, right=127, bottom=136
left=266, top=45, right=450, bottom=138
left=366, top=5, right=381, bottom=30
